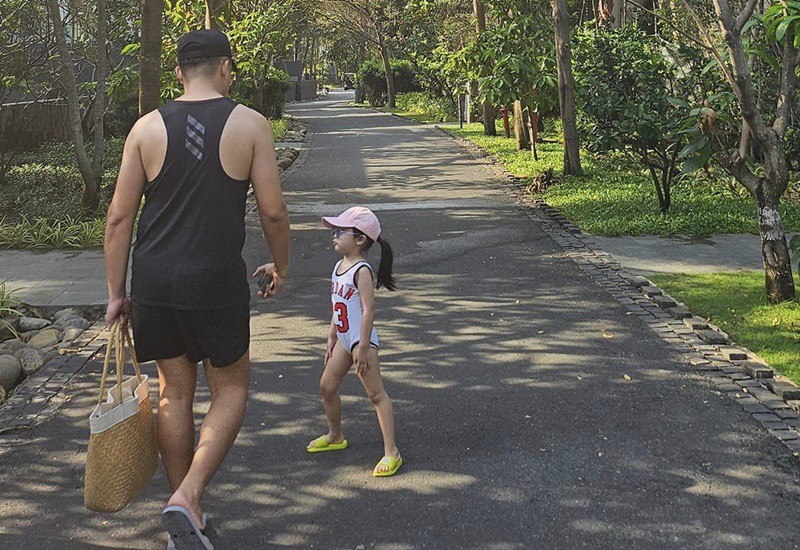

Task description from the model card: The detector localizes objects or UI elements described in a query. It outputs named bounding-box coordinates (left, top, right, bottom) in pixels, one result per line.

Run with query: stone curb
left=436, top=125, right=800, bottom=459
left=0, top=320, right=107, bottom=436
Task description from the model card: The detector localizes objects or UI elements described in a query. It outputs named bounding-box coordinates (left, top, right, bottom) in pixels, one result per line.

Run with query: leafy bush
left=394, top=92, right=456, bottom=122
left=269, top=118, right=288, bottom=142
left=233, top=66, right=291, bottom=119
left=0, top=140, right=122, bottom=223
left=573, top=26, right=688, bottom=212
left=0, top=217, right=106, bottom=249
left=356, top=59, right=420, bottom=106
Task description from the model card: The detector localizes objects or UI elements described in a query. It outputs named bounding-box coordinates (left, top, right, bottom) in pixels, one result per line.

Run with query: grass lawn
left=649, top=271, right=800, bottom=385
left=446, top=122, right=800, bottom=237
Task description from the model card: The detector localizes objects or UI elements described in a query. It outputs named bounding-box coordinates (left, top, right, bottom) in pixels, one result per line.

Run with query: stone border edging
left=436, top=124, right=800, bottom=459
left=0, top=320, right=106, bottom=437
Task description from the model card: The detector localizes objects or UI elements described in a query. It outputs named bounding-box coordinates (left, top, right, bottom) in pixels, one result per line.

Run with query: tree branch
left=773, top=27, right=798, bottom=138
left=735, top=0, right=759, bottom=31
left=680, top=0, right=739, bottom=93
left=707, top=0, right=773, bottom=141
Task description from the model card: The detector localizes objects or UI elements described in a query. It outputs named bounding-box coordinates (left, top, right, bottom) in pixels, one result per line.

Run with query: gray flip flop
left=162, top=506, right=214, bottom=550
left=167, top=514, right=208, bottom=550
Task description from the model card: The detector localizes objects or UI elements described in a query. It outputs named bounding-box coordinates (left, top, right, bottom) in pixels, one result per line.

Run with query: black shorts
left=131, top=302, right=250, bottom=368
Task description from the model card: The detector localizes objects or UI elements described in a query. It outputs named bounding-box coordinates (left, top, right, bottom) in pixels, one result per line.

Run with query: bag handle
left=96, top=321, right=144, bottom=406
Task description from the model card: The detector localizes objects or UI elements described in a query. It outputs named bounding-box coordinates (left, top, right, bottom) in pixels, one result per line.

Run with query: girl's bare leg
left=356, top=347, right=400, bottom=473
left=312, top=342, right=352, bottom=446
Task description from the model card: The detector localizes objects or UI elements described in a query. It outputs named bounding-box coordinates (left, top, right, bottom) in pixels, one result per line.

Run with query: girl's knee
left=367, top=388, right=388, bottom=406
left=320, top=381, right=339, bottom=400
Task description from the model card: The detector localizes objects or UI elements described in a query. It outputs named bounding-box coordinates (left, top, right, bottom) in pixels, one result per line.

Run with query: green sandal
left=306, top=435, right=348, bottom=453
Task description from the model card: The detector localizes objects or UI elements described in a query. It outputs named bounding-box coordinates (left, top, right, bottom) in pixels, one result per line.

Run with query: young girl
left=306, top=206, right=402, bottom=477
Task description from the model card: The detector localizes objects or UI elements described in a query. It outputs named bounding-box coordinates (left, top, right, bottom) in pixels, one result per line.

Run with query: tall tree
left=324, top=0, right=398, bottom=107
left=552, top=0, right=582, bottom=174
left=473, top=0, right=496, bottom=135
left=44, top=0, right=107, bottom=211
left=679, top=0, right=799, bottom=302
left=140, top=0, right=164, bottom=116
left=93, top=0, right=108, bottom=209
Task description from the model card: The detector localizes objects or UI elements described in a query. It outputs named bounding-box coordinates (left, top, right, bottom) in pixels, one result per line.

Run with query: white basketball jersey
left=330, top=259, right=379, bottom=352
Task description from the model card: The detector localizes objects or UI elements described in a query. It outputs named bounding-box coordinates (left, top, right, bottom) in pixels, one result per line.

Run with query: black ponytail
left=375, top=236, right=396, bottom=291
left=353, top=230, right=397, bottom=290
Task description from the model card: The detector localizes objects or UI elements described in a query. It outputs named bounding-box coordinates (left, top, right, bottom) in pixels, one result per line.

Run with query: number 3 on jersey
left=333, top=302, right=349, bottom=333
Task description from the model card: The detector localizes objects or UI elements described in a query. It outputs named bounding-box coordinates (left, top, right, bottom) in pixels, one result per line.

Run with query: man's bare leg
left=157, top=355, right=199, bottom=492
left=166, top=351, right=250, bottom=524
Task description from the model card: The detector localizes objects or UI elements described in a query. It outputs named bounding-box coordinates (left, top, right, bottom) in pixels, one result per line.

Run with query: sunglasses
left=331, top=228, right=360, bottom=238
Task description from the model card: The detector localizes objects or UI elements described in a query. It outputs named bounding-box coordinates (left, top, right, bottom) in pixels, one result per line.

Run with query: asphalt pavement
left=1, top=90, right=800, bottom=549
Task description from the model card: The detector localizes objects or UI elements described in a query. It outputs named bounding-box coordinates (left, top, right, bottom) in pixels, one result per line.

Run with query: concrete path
left=1, top=91, right=800, bottom=548
left=590, top=234, right=798, bottom=276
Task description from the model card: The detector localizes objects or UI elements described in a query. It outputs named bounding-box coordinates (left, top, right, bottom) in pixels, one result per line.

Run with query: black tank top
left=131, top=97, right=250, bottom=310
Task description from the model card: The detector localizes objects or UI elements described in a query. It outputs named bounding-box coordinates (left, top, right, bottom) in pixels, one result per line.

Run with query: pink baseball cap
left=322, top=206, right=381, bottom=241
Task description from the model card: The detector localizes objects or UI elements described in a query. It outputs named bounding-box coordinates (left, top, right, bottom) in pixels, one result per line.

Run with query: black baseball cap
left=177, top=29, right=237, bottom=71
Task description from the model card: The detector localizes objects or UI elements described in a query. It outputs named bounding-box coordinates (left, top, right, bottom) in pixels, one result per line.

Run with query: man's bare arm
left=104, top=124, right=147, bottom=303
left=250, top=114, right=290, bottom=280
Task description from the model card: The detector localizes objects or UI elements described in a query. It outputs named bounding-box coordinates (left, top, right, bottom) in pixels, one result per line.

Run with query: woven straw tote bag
left=84, top=321, right=158, bottom=512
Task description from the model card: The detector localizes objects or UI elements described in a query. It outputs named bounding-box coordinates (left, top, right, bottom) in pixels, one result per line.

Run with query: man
left=104, top=29, right=290, bottom=549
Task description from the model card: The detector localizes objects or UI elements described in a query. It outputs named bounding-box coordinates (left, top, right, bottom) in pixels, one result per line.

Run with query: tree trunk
left=756, top=193, right=795, bottom=303
left=140, top=0, right=164, bottom=117
left=205, top=0, right=227, bottom=30
left=596, top=0, right=614, bottom=27
left=468, top=81, right=479, bottom=123
left=553, top=0, right=583, bottom=175
left=614, top=0, right=625, bottom=27
left=513, top=100, right=530, bottom=150
left=86, top=0, right=108, bottom=212
left=378, top=37, right=395, bottom=108
left=45, top=0, right=100, bottom=212
left=473, top=0, right=496, bottom=135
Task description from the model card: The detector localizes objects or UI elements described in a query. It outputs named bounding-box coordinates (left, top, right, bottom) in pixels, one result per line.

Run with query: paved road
left=1, top=90, right=800, bottom=549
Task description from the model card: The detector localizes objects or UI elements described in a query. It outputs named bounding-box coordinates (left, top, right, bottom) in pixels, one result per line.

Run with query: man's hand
left=252, top=263, right=285, bottom=298
left=105, top=297, right=131, bottom=327
left=354, top=344, right=372, bottom=376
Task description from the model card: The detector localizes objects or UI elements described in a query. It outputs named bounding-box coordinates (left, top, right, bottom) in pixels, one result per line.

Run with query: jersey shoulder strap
left=351, top=261, right=374, bottom=287
left=332, top=260, right=344, bottom=279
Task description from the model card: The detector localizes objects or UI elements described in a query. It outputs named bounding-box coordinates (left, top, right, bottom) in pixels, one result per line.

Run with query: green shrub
left=356, top=59, right=421, bottom=106
left=0, top=139, right=123, bottom=223
left=269, top=118, right=288, bottom=142
left=395, top=92, right=456, bottom=122
left=0, top=216, right=106, bottom=249
left=233, top=67, right=291, bottom=119
left=573, top=25, right=688, bottom=212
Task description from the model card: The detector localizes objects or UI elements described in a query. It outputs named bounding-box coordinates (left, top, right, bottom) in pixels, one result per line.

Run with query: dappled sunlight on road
left=1, top=92, right=800, bottom=548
